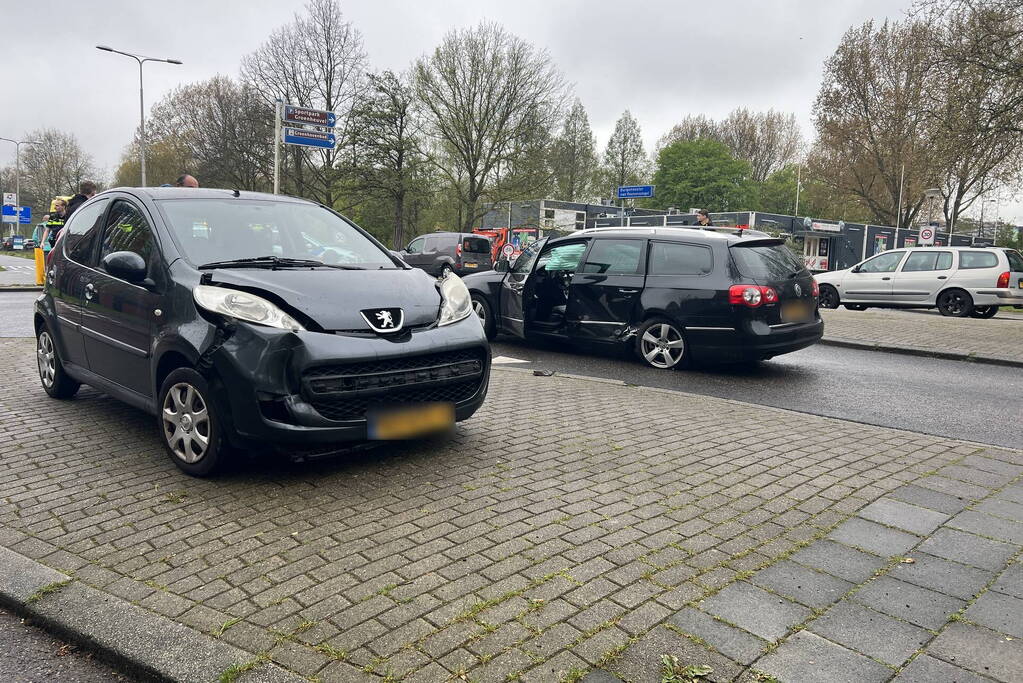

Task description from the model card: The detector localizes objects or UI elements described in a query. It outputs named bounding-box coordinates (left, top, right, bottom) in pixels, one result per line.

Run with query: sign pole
left=273, top=99, right=282, bottom=195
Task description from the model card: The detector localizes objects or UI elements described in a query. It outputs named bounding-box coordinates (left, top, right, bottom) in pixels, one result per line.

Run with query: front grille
left=302, top=349, right=486, bottom=421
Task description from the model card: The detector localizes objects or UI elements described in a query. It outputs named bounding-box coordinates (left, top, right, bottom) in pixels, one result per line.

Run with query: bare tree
left=717, top=109, right=803, bottom=182
left=241, top=0, right=366, bottom=205
left=551, top=99, right=598, bottom=201
left=656, top=114, right=719, bottom=153
left=602, top=110, right=648, bottom=196
left=915, top=0, right=1023, bottom=229
left=141, top=77, right=275, bottom=190
left=351, top=70, right=427, bottom=248
left=413, top=22, right=567, bottom=231
left=19, top=129, right=99, bottom=209
left=813, top=19, right=936, bottom=228
left=656, top=110, right=801, bottom=182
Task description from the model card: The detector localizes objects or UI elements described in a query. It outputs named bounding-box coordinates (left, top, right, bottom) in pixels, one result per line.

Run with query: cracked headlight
left=437, top=272, right=472, bottom=327
left=194, top=285, right=304, bottom=331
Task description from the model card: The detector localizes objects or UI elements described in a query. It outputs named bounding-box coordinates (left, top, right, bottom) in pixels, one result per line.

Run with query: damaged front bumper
left=207, top=316, right=491, bottom=447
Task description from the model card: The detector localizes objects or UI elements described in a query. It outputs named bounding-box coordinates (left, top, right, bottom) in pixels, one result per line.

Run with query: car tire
left=844, top=304, right=867, bottom=311
left=818, top=284, right=840, bottom=309
left=36, top=324, right=80, bottom=399
left=937, top=289, right=974, bottom=317
left=970, top=306, right=998, bottom=319
left=635, top=318, right=689, bottom=370
left=158, top=368, right=231, bottom=477
left=471, top=294, right=496, bottom=340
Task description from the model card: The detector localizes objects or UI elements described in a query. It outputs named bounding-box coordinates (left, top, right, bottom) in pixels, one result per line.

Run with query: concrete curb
left=819, top=337, right=1023, bottom=369
left=0, top=546, right=305, bottom=683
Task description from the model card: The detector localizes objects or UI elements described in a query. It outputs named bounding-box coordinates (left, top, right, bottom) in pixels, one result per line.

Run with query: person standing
left=695, top=209, right=712, bottom=227
left=175, top=174, right=199, bottom=188
left=65, top=181, right=97, bottom=219
left=40, top=198, right=68, bottom=248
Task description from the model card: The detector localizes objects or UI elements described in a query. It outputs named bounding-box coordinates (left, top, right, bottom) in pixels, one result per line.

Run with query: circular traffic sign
left=502, top=243, right=515, bottom=257
left=921, top=228, right=933, bottom=240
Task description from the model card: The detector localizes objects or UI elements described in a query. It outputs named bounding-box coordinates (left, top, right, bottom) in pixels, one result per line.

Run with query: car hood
left=207, top=267, right=441, bottom=330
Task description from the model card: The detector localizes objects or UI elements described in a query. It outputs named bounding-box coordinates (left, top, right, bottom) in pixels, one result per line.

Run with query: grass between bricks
left=26, top=579, right=72, bottom=603
left=218, top=653, right=269, bottom=683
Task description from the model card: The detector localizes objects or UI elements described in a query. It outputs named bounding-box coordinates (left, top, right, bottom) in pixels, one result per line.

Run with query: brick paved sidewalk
left=0, top=336, right=1020, bottom=682
left=821, top=307, right=1023, bottom=366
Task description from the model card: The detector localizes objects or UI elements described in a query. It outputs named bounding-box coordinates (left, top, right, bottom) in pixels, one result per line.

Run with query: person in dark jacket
left=65, top=181, right=97, bottom=219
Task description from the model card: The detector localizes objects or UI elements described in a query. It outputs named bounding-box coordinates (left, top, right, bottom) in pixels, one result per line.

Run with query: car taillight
left=811, top=278, right=820, bottom=297
left=996, top=271, right=1009, bottom=288
left=456, top=243, right=462, bottom=258
left=729, top=285, right=778, bottom=307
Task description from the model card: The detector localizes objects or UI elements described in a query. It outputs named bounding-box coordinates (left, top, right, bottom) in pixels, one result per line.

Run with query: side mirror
left=494, top=259, right=509, bottom=272
left=102, top=250, right=147, bottom=284
left=851, top=265, right=861, bottom=273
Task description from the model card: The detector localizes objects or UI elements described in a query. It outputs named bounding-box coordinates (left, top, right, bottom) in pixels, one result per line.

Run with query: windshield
left=157, top=199, right=396, bottom=268
left=730, top=241, right=808, bottom=280
left=511, top=237, right=546, bottom=273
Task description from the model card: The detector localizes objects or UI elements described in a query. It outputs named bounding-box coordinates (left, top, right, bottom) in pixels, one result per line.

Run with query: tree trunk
left=393, top=193, right=405, bottom=250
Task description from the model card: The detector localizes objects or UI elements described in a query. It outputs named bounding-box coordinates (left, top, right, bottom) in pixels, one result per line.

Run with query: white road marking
left=492, top=355, right=530, bottom=364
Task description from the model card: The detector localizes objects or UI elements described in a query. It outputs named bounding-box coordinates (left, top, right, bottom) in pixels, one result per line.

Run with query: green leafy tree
left=651, top=139, right=754, bottom=212
left=552, top=99, right=598, bottom=201
left=601, top=110, right=648, bottom=196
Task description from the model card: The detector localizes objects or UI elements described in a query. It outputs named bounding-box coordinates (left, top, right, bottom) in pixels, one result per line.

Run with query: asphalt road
left=0, top=606, right=133, bottom=682
left=2, top=290, right=1017, bottom=448
left=491, top=337, right=1022, bottom=449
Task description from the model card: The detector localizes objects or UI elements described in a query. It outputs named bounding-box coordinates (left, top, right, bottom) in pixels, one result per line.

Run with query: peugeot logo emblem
left=794, top=283, right=802, bottom=296
left=361, top=307, right=404, bottom=334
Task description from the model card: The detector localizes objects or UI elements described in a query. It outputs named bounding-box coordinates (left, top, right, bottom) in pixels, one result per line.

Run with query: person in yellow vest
left=40, top=198, right=69, bottom=249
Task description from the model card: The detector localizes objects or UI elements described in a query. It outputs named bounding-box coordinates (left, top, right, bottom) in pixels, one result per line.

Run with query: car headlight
left=437, top=272, right=472, bottom=327
left=193, top=285, right=305, bottom=331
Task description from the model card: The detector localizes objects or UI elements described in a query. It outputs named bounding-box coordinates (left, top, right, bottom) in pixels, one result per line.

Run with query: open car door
left=499, top=237, right=546, bottom=337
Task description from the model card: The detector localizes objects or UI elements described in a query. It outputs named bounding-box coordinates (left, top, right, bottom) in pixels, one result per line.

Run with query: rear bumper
left=209, top=316, right=491, bottom=447
left=973, top=289, right=1023, bottom=305
left=688, top=317, right=824, bottom=362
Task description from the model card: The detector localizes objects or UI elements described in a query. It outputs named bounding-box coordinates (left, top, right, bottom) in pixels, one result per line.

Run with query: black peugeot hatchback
left=34, top=188, right=490, bottom=475
left=464, top=227, right=823, bottom=368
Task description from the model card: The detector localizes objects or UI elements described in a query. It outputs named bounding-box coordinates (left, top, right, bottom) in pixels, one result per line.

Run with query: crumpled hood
left=207, top=267, right=442, bottom=330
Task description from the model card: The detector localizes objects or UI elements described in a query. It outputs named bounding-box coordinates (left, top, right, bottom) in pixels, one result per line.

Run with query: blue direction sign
left=3, top=206, right=32, bottom=223
left=283, top=127, right=336, bottom=149
left=283, top=105, right=336, bottom=128
left=617, top=185, right=655, bottom=199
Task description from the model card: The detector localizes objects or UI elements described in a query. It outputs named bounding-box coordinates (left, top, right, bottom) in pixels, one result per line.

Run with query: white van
left=815, top=247, right=1023, bottom=318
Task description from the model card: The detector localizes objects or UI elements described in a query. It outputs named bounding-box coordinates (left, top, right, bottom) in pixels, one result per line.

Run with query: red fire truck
left=472, top=226, right=540, bottom=263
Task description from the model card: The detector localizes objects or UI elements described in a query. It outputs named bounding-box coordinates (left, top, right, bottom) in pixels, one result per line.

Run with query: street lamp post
left=95, top=45, right=182, bottom=187
left=0, top=137, right=41, bottom=207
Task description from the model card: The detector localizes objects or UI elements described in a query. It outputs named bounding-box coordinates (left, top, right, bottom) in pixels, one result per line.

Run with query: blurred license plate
left=369, top=403, right=454, bottom=440
left=781, top=301, right=812, bottom=322
left=464, top=262, right=478, bottom=268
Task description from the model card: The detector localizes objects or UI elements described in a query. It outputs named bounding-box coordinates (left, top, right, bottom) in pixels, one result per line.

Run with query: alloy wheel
left=37, top=331, right=56, bottom=388
left=640, top=323, right=686, bottom=369
left=939, top=291, right=968, bottom=316
left=162, top=383, right=211, bottom=463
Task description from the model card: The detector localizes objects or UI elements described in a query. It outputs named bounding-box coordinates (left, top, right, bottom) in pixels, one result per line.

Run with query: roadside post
left=1, top=194, right=15, bottom=238
left=273, top=104, right=338, bottom=194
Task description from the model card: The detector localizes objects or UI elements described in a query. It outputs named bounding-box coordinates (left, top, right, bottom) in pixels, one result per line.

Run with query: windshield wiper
left=198, top=256, right=365, bottom=270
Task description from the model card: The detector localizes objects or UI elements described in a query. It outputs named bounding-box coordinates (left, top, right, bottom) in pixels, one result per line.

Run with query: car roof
left=560, top=226, right=774, bottom=244
left=880, top=246, right=1005, bottom=252
left=99, top=187, right=313, bottom=205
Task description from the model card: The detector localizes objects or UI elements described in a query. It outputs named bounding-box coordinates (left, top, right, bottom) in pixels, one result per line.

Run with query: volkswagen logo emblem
left=361, top=308, right=404, bottom=334
left=794, top=283, right=802, bottom=296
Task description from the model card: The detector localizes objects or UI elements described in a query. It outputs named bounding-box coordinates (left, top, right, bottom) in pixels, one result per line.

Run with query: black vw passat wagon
left=34, top=188, right=490, bottom=476
left=463, top=227, right=823, bottom=368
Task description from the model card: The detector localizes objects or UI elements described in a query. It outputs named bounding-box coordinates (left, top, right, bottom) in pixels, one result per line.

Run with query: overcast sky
left=4, top=0, right=1019, bottom=222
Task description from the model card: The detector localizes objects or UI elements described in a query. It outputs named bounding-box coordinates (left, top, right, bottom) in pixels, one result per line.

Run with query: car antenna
left=232, top=189, right=240, bottom=197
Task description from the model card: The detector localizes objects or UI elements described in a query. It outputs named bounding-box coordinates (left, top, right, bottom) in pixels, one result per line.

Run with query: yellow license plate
left=369, top=402, right=454, bottom=440
left=464, top=263, right=478, bottom=268
left=781, top=302, right=811, bottom=322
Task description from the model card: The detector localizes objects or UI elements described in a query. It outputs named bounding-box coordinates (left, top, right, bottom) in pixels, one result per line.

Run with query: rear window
left=462, top=236, right=490, bottom=254
left=1005, top=250, right=1023, bottom=272
left=729, top=241, right=806, bottom=280
left=959, top=251, right=999, bottom=269
left=649, top=241, right=713, bottom=275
